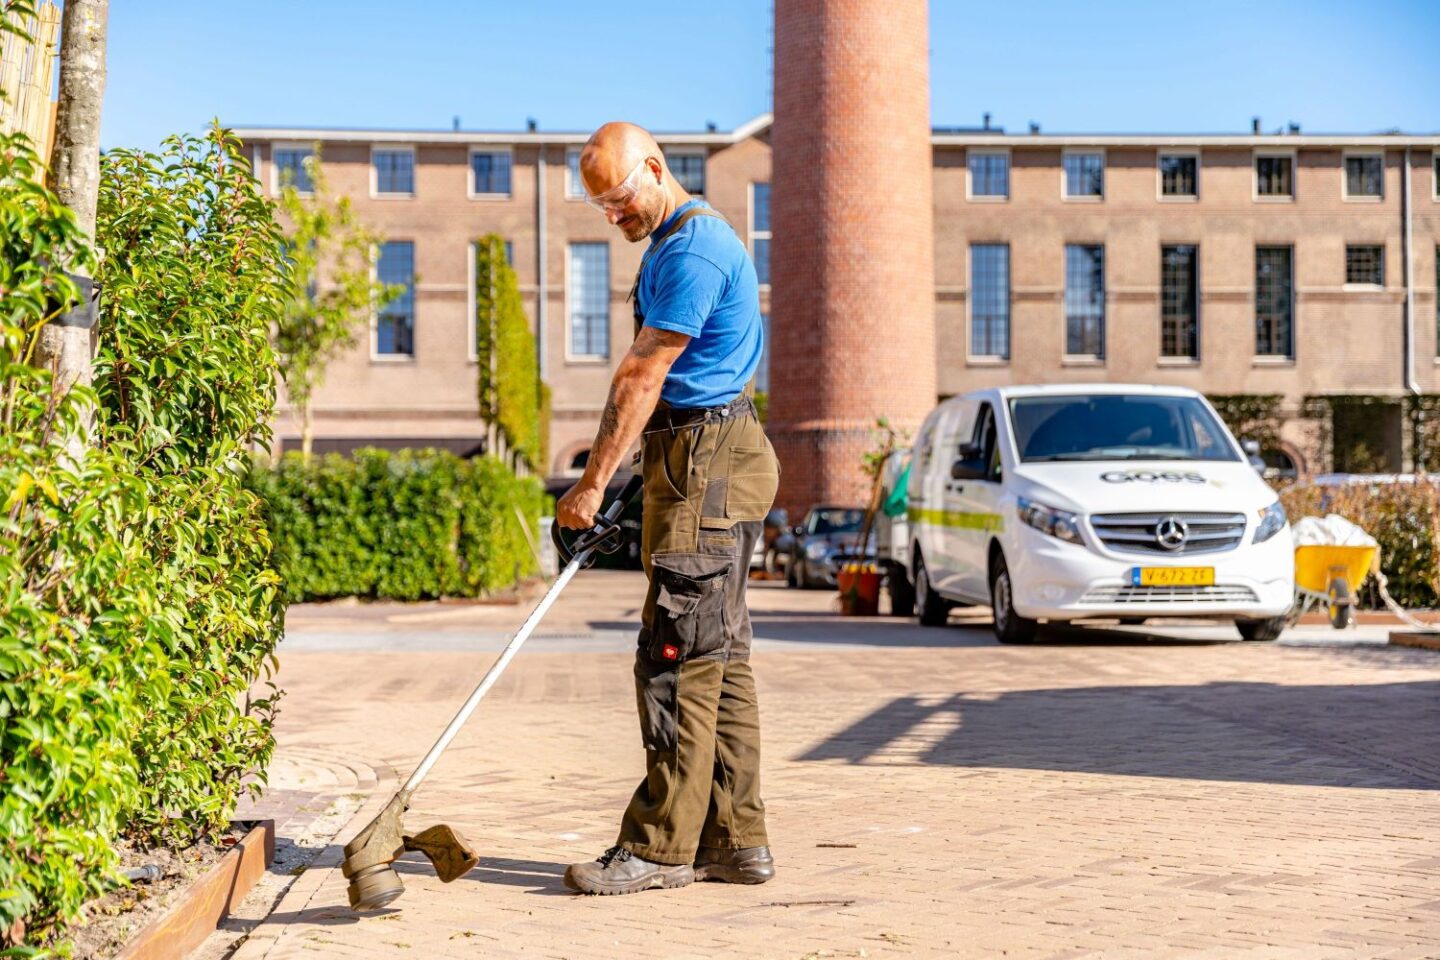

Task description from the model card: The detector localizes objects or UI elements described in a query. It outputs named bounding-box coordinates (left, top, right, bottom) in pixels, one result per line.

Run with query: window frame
left=1159, top=243, right=1201, bottom=364
left=1061, top=148, right=1106, bottom=202
left=967, top=242, right=1011, bottom=364
left=749, top=181, right=771, bottom=289
left=565, top=148, right=586, bottom=200
left=1254, top=244, right=1296, bottom=361
left=1157, top=149, right=1200, bottom=202
left=371, top=239, right=417, bottom=362
left=664, top=149, right=707, bottom=196
left=1253, top=149, right=1297, bottom=202
left=565, top=241, right=611, bottom=363
left=966, top=147, right=1010, bottom=202
left=467, top=146, right=514, bottom=199
left=1341, top=150, right=1384, bottom=203
left=270, top=141, right=316, bottom=197
left=1063, top=243, right=1107, bottom=363
left=1433, top=150, right=1440, bottom=201
left=370, top=144, right=416, bottom=199
left=1344, top=243, right=1385, bottom=289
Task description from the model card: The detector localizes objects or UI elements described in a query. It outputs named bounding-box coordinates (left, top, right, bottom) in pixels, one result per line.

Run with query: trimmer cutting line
left=341, top=474, right=643, bottom=912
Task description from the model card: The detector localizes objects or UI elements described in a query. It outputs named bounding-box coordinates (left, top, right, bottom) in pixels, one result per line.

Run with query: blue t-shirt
left=636, top=200, right=764, bottom=408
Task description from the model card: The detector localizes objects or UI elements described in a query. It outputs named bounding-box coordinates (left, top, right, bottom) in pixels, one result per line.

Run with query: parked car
left=786, top=505, right=873, bottom=589
left=899, top=384, right=1295, bottom=642
left=759, top=508, right=792, bottom=575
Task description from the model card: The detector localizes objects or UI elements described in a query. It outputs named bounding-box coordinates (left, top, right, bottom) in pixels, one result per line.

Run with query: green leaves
left=247, top=449, right=549, bottom=603
left=474, top=237, right=548, bottom=471
left=0, top=126, right=287, bottom=952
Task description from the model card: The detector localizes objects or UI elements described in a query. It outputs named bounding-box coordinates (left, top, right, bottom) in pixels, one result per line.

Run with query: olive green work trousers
left=615, top=401, right=780, bottom=865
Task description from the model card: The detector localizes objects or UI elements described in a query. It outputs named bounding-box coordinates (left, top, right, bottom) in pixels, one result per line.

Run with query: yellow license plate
left=1132, top=566, right=1214, bottom=587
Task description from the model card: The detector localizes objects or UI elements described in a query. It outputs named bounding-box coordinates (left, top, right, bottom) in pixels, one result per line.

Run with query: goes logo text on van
left=1100, top=470, right=1207, bottom=484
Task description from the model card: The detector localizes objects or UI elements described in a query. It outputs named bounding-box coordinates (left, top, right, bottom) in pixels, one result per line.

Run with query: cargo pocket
left=726, top=442, right=780, bottom=521
left=634, top=656, right=678, bottom=753
left=649, top=553, right=731, bottom=663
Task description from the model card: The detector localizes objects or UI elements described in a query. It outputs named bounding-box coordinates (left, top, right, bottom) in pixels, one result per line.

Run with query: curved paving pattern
left=227, top=574, right=1440, bottom=959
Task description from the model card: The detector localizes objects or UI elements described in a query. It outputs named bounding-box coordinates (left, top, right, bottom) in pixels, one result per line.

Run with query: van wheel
left=990, top=553, right=1039, bottom=644
left=913, top=553, right=950, bottom=627
left=887, top=562, right=915, bottom=617
left=1236, top=616, right=1286, bottom=642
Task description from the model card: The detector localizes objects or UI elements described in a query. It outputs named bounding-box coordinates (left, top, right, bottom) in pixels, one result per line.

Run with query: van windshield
left=1008, top=394, right=1241, bottom=463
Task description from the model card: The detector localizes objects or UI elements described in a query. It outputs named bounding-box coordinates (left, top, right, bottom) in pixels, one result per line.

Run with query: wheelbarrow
left=1289, top=543, right=1379, bottom=629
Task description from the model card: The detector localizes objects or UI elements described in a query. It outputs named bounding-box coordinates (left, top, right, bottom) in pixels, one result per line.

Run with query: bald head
left=580, top=121, right=688, bottom=242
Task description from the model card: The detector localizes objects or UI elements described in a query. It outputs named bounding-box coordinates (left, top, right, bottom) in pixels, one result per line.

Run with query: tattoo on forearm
left=595, top=383, right=622, bottom=446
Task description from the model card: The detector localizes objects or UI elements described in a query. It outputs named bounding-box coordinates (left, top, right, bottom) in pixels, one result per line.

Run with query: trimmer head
left=341, top=789, right=480, bottom=912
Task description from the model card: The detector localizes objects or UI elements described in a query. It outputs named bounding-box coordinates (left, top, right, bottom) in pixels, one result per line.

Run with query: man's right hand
left=556, top=481, right=605, bottom=530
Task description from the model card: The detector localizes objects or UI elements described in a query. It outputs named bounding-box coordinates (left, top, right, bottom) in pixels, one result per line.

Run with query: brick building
left=235, top=119, right=1440, bottom=501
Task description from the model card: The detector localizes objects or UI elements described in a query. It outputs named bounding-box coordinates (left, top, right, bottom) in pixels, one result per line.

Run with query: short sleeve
left=642, top=252, right=727, bottom=337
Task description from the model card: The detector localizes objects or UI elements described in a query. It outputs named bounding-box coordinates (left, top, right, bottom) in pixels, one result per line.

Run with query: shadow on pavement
left=796, top=680, right=1440, bottom=790
left=393, top=854, right=572, bottom=896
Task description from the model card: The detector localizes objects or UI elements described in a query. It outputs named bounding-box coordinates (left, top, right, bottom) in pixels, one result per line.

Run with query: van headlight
left=805, top=541, right=830, bottom=561
left=1017, top=497, right=1083, bottom=545
left=1253, top=501, right=1287, bottom=544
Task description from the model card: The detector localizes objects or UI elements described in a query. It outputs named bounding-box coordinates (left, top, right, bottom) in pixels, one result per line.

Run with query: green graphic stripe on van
left=907, top=507, right=1005, bottom=533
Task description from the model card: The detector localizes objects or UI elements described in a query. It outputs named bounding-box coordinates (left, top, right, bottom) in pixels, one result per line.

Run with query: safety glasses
left=583, top=157, right=657, bottom=214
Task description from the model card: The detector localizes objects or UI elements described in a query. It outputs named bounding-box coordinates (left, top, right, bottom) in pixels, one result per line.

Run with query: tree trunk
left=300, top=400, right=314, bottom=465
left=39, top=0, right=108, bottom=446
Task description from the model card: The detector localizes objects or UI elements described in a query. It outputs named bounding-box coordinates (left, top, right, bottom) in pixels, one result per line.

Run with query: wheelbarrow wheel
left=1327, top=577, right=1355, bottom=629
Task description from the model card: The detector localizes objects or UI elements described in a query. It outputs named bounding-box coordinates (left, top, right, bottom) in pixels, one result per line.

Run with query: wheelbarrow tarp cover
left=1291, top=514, right=1378, bottom=548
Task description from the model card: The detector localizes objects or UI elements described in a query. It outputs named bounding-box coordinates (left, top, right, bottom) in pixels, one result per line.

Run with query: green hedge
left=2, top=125, right=287, bottom=954
left=247, top=449, right=550, bottom=603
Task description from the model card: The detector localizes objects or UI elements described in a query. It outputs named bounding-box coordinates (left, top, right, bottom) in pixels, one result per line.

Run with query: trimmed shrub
left=1, top=126, right=287, bottom=952
left=248, top=449, right=550, bottom=603
left=1279, top=478, right=1440, bottom=609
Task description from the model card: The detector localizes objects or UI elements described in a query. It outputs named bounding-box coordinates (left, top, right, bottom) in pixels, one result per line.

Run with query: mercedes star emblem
left=1155, top=516, right=1188, bottom=551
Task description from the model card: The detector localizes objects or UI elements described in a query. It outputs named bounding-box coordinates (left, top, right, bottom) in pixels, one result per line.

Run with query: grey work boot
left=693, top=845, right=775, bottom=884
left=563, top=845, right=693, bottom=895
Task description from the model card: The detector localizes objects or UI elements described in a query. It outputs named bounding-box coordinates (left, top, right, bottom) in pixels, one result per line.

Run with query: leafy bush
left=1279, top=478, right=1440, bottom=608
left=94, top=127, right=288, bottom=847
left=0, top=126, right=287, bottom=952
left=248, top=449, right=550, bottom=603
left=474, top=237, right=547, bottom=470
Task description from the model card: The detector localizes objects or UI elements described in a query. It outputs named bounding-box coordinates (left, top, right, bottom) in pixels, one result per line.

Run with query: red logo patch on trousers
left=661, top=644, right=679, bottom=660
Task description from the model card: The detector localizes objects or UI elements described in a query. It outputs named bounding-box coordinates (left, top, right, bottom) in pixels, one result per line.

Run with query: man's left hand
left=556, top=481, right=605, bottom=530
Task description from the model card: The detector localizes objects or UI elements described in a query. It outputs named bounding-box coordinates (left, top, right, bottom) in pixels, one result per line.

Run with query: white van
left=900, top=385, right=1294, bottom=643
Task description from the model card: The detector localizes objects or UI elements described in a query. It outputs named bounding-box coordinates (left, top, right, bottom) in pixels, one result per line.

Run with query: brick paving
left=220, top=573, right=1440, bottom=959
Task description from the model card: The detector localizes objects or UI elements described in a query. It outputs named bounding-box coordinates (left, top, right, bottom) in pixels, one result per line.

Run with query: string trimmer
left=341, top=474, right=643, bottom=911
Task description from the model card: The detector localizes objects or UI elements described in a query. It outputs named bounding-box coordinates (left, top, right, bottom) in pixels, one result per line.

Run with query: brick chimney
left=769, top=0, right=937, bottom=518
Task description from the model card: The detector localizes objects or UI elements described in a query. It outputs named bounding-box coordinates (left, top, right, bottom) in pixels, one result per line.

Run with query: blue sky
left=101, top=0, right=1439, bottom=149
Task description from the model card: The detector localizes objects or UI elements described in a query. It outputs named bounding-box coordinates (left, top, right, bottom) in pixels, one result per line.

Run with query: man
left=555, top=122, right=779, bottom=896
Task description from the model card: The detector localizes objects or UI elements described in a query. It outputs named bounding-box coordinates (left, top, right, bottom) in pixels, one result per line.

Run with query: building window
left=967, top=150, right=1009, bottom=199
left=969, top=244, right=1010, bottom=360
left=568, top=242, right=610, bottom=359
left=373, top=147, right=414, bottom=196
left=470, top=150, right=512, bottom=196
left=1063, top=150, right=1104, bottom=198
left=1255, top=246, right=1294, bottom=358
left=1064, top=244, right=1105, bottom=358
left=566, top=148, right=585, bottom=199
left=1161, top=245, right=1199, bottom=360
left=1345, top=244, right=1384, bottom=286
left=1434, top=152, right=1439, bottom=200
left=750, top=182, right=771, bottom=286
left=1159, top=153, right=1197, bottom=198
left=376, top=241, right=415, bottom=357
left=666, top=151, right=705, bottom=195
left=755, top=312, right=771, bottom=394
left=1344, top=154, right=1383, bottom=200
left=273, top=146, right=314, bottom=195
left=1255, top=153, right=1294, bottom=198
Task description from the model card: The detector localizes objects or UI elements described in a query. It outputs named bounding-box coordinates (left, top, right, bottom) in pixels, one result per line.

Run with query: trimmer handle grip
left=551, top=473, right=644, bottom=569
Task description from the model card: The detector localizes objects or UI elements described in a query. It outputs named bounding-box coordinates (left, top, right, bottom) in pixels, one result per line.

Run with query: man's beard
left=621, top=196, right=665, bottom=242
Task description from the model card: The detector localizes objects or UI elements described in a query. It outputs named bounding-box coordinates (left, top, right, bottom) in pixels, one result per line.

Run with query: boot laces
left=597, top=845, right=632, bottom=868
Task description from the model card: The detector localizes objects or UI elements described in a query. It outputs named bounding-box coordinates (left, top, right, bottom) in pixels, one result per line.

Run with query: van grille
left=1088, top=512, right=1247, bottom=556
left=1079, top=584, right=1260, bottom=605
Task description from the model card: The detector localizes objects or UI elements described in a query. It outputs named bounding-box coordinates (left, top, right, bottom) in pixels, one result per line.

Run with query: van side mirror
left=951, top=457, right=986, bottom=481
left=958, top=441, right=981, bottom=460
left=1241, top=439, right=1260, bottom=456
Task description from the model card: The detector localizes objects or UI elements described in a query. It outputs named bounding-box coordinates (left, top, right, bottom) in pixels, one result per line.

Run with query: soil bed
left=64, top=823, right=252, bottom=959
